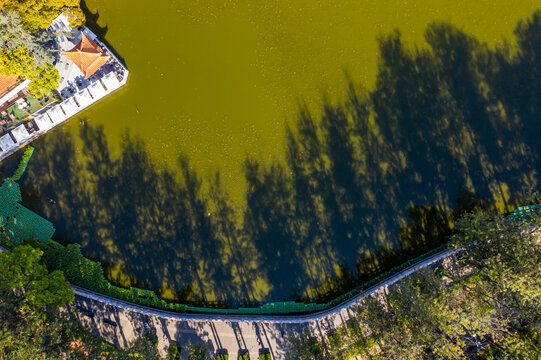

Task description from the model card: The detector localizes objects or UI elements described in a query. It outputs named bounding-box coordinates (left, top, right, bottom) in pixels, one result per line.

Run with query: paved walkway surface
left=70, top=249, right=457, bottom=359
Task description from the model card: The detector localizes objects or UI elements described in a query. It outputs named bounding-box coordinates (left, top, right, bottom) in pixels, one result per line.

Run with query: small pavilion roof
left=74, top=88, right=93, bottom=108
left=60, top=97, right=79, bottom=117
left=11, top=124, right=31, bottom=143
left=101, top=72, right=121, bottom=91
left=47, top=105, right=67, bottom=124
left=62, top=32, right=110, bottom=78
left=87, top=80, right=107, bottom=99
left=0, top=133, right=15, bottom=152
left=34, top=114, right=53, bottom=131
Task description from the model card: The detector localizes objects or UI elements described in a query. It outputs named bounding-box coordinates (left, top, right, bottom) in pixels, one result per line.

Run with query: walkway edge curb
left=72, top=248, right=459, bottom=324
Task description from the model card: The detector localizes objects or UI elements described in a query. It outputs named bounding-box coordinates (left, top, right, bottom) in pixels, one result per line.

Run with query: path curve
left=72, top=248, right=457, bottom=323
left=70, top=248, right=458, bottom=359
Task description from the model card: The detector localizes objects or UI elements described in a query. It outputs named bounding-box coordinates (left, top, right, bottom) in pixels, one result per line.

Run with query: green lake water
left=9, top=1, right=541, bottom=305
left=60, top=0, right=539, bottom=201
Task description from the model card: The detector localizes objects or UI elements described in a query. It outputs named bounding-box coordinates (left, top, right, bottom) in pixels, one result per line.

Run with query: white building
left=60, top=97, right=80, bottom=117
left=0, top=133, right=16, bottom=152
left=10, top=124, right=31, bottom=143
left=74, top=88, right=94, bottom=108
left=87, top=80, right=108, bottom=100
left=34, top=114, right=53, bottom=131
left=100, top=73, right=122, bottom=92
left=47, top=105, right=67, bottom=124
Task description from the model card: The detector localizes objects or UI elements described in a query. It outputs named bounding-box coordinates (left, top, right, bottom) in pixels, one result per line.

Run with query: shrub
left=10, top=146, right=34, bottom=181
left=0, top=235, right=450, bottom=315
left=167, top=342, right=182, bottom=360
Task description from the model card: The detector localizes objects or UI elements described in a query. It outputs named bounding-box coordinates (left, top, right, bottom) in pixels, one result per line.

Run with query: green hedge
left=0, top=151, right=457, bottom=315
left=10, top=147, right=34, bottom=181
left=19, top=238, right=189, bottom=312
left=322, top=243, right=450, bottom=308
left=0, top=234, right=451, bottom=315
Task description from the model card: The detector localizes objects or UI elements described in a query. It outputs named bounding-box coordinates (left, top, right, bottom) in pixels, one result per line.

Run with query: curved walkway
left=71, top=248, right=458, bottom=359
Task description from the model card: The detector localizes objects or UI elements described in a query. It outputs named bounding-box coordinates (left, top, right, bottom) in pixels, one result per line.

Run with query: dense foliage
left=26, top=64, right=60, bottom=99
left=2, top=213, right=536, bottom=359
left=0, top=236, right=193, bottom=314
left=0, top=11, right=59, bottom=98
left=1, top=0, right=84, bottom=32
left=10, top=146, right=34, bottom=181
left=0, top=244, right=73, bottom=315
left=0, top=11, right=54, bottom=65
left=285, top=211, right=541, bottom=359
left=185, top=343, right=211, bottom=360
left=0, top=243, right=175, bottom=359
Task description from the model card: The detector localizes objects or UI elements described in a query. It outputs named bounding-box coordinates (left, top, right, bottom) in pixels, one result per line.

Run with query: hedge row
left=15, top=238, right=189, bottom=312
left=322, top=243, right=451, bottom=308
left=10, top=146, right=34, bottom=181
left=0, top=234, right=450, bottom=315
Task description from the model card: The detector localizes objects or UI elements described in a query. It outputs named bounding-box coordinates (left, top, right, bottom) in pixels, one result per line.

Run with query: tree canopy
left=26, top=63, right=60, bottom=98
left=186, top=343, right=211, bottom=360
left=1, top=0, right=85, bottom=32
left=286, top=209, right=541, bottom=359
left=0, top=244, right=73, bottom=315
left=0, top=242, right=168, bottom=359
left=0, top=11, right=59, bottom=98
left=0, top=11, right=54, bottom=66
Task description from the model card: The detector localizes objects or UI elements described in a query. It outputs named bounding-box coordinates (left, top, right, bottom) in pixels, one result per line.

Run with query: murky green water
left=10, top=1, right=541, bottom=306
left=61, top=0, right=540, bottom=201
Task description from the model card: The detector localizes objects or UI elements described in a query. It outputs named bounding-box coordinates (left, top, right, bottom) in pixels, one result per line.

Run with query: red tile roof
left=0, top=74, right=20, bottom=97
left=62, top=32, right=110, bottom=78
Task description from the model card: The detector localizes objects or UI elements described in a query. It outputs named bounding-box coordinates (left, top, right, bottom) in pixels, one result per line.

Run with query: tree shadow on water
left=79, top=0, right=128, bottom=67
left=15, top=10, right=541, bottom=307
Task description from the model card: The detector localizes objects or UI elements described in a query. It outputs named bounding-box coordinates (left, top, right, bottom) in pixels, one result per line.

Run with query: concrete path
left=70, top=248, right=457, bottom=359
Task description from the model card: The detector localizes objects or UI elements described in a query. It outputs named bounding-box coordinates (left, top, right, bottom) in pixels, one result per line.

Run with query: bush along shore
left=0, top=231, right=451, bottom=315
left=0, top=145, right=455, bottom=315
left=0, top=143, right=536, bottom=316
left=286, top=209, right=541, bottom=359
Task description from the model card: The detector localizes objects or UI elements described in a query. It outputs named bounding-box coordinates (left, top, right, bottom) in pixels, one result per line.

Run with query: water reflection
left=14, top=11, right=541, bottom=306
